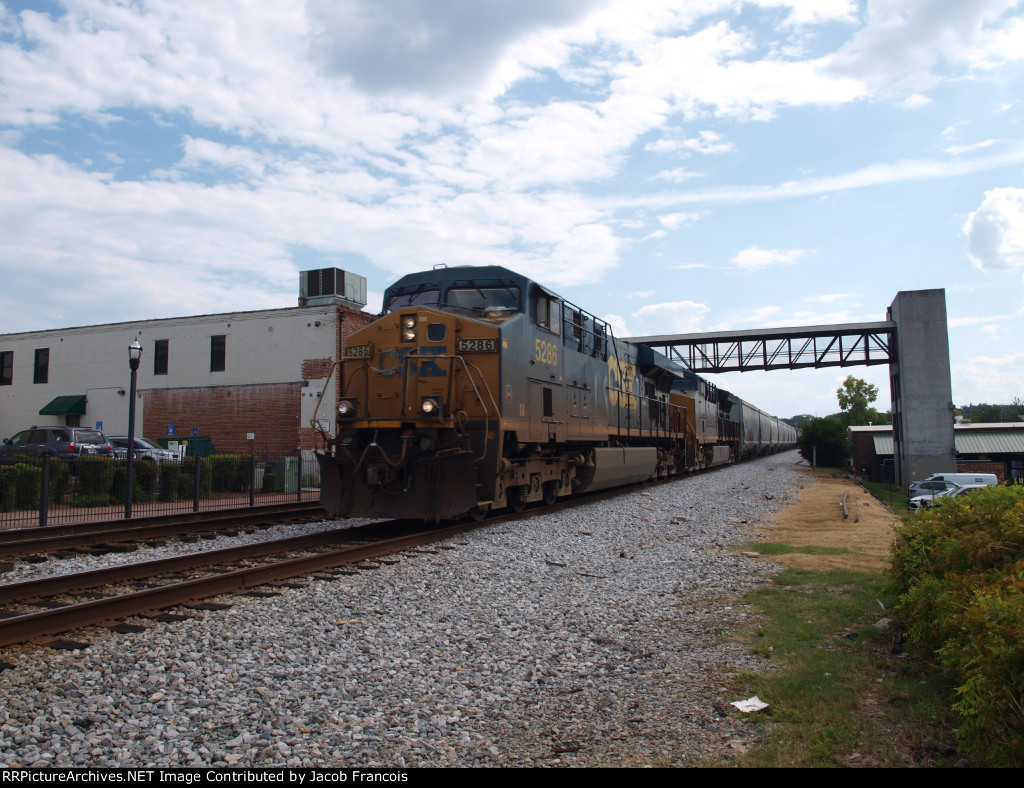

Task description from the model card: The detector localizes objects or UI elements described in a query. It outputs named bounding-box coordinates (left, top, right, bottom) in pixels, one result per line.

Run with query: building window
left=33, top=348, right=49, bottom=384
left=210, top=335, right=226, bottom=372
left=154, top=339, right=169, bottom=375
left=0, top=351, right=11, bottom=386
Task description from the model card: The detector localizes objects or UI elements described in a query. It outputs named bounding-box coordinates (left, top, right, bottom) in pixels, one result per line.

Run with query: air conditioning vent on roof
left=299, top=268, right=367, bottom=307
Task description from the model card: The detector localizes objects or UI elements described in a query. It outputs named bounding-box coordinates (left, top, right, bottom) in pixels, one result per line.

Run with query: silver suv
left=107, top=436, right=176, bottom=463
left=0, top=426, right=114, bottom=460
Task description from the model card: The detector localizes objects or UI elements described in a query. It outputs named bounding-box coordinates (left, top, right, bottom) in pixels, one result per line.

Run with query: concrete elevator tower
left=888, top=290, right=956, bottom=486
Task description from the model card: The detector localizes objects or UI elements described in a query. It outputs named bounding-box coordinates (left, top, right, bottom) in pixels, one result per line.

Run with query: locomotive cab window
left=533, top=289, right=560, bottom=336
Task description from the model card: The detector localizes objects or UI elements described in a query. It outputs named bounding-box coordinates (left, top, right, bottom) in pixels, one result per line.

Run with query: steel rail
left=0, top=455, right=777, bottom=648
left=0, top=518, right=487, bottom=648
left=0, top=525, right=381, bottom=605
left=0, top=502, right=327, bottom=557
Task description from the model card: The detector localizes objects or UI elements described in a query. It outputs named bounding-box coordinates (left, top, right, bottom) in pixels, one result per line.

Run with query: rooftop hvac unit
left=300, top=268, right=367, bottom=307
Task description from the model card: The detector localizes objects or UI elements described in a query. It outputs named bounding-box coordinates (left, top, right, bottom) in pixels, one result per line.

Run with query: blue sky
left=2, top=0, right=1023, bottom=419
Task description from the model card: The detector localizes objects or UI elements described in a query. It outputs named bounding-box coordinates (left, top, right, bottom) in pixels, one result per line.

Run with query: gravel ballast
left=0, top=451, right=807, bottom=767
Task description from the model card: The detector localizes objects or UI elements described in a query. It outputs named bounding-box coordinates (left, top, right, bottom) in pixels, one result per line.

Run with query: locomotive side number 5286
left=534, top=339, right=558, bottom=366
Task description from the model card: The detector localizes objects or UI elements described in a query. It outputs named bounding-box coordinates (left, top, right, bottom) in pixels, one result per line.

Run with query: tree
left=836, top=375, right=881, bottom=427
left=797, top=417, right=851, bottom=467
left=960, top=402, right=1024, bottom=423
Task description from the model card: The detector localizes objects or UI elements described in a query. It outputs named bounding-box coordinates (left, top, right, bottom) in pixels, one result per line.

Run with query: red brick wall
left=141, top=305, right=377, bottom=458
left=144, top=383, right=302, bottom=457
left=301, top=358, right=333, bottom=380
left=957, top=460, right=1007, bottom=483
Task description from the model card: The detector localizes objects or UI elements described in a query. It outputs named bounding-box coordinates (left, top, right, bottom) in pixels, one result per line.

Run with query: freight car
left=316, top=265, right=796, bottom=521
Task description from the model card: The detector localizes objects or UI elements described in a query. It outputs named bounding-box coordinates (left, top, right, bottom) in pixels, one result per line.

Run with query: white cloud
left=306, top=0, right=607, bottom=95
left=963, top=187, right=1024, bottom=271
left=632, top=299, right=710, bottom=333
left=948, top=314, right=1012, bottom=327
left=613, top=147, right=1024, bottom=210
left=0, top=0, right=1022, bottom=345
left=806, top=293, right=851, bottom=304
left=738, top=305, right=783, bottom=324
left=731, top=246, right=806, bottom=268
left=646, top=130, right=734, bottom=156
left=603, top=312, right=630, bottom=338
left=658, top=211, right=703, bottom=230
left=954, top=350, right=1024, bottom=404
left=749, top=0, right=858, bottom=27
left=653, top=167, right=704, bottom=183
left=945, top=139, right=1000, bottom=155
left=827, top=0, right=1024, bottom=96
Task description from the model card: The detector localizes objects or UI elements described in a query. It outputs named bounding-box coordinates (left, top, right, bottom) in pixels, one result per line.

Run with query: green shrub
left=796, top=417, right=850, bottom=467
left=76, top=457, right=116, bottom=497
left=0, top=459, right=72, bottom=510
left=160, top=461, right=181, bottom=502
left=0, top=466, right=17, bottom=511
left=210, top=454, right=251, bottom=493
left=70, top=493, right=116, bottom=508
left=889, top=485, right=1024, bottom=765
left=171, top=458, right=211, bottom=501
left=48, top=460, right=71, bottom=502
left=13, top=463, right=42, bottom=508
left=111, top=459, right=158, bottom=504
left=262, top=471, right=278, bottom=494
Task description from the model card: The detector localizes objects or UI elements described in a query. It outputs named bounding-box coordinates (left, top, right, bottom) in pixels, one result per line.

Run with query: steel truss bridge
left=624, top=321, right=897, bottom=374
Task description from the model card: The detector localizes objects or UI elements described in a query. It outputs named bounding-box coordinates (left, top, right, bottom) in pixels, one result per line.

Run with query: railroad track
left=0, top=471, right=720, bottom=650
left=0, top=501, right=328, bottom=559
left=0, top=517, right=492, bottom=648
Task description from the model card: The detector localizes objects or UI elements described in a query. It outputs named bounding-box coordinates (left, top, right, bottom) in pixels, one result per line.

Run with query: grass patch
left=748, top=542, right=851, bottom=557
left=861, top=479, right=909, bottom=515
left=805, top=465, right=909, bottom=516
left=721, top=565, right=960, bottom=767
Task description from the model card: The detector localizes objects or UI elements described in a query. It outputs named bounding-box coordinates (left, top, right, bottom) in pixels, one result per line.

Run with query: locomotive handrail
left=310, top=360, right=340, bottom=446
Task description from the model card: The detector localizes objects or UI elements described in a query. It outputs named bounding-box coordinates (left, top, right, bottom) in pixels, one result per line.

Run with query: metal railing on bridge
left=626, top=321, right=896, bottom=374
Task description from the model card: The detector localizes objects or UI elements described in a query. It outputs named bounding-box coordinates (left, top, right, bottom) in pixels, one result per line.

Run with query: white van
left=908, top=472, right=998, bottom=496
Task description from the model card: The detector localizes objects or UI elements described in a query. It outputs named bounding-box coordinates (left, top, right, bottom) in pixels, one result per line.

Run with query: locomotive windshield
left=445, top=286, right=521, bottom=315
left=384, top=287, right=441, bottom=312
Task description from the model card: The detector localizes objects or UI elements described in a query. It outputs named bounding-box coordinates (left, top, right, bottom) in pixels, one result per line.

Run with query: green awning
left=39, top=395, right=87, bottom=416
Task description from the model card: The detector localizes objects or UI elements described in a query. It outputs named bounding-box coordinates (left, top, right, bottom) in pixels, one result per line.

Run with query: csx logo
left=377, top=347, right=447, bottom=377
left=608, top=358, right=638, bottom=410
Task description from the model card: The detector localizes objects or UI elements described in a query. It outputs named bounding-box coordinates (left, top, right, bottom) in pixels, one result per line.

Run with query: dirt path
left=751, top=467, right=900, bottom=571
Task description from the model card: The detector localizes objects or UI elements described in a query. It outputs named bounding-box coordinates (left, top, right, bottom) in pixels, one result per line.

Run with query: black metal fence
left=0, top=452, right=323, bottom=529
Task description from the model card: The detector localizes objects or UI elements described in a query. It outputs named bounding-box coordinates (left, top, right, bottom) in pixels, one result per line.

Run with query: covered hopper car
left=316, top=265, right=796, bottom=521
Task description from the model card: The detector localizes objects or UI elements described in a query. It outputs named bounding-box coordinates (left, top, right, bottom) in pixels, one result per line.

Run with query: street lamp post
left=125, top=340, right=142, bottom=519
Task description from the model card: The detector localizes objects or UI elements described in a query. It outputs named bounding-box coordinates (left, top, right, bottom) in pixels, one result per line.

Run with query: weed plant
left=889, top=484, right=1024, bottom=766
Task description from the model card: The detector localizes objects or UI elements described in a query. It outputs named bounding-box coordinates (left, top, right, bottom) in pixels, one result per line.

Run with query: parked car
left=0, top=426, right=114, bottom=460
left=908, top=472, right=998, bottom=497
left=107, top=436, right=177, bottom=463
left=909, top=483, right=991, bottom=510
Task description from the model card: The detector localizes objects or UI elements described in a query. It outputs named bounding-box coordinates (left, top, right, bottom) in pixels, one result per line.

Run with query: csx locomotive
left=316, top=265, right=796, bottom=521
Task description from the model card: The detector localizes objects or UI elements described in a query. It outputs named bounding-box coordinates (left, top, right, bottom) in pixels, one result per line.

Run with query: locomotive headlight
left=338, top=399, right=357, bottom=418
left=402, top=316, right=417, bottom=342
left=420, top=397, right=439, bottom=415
